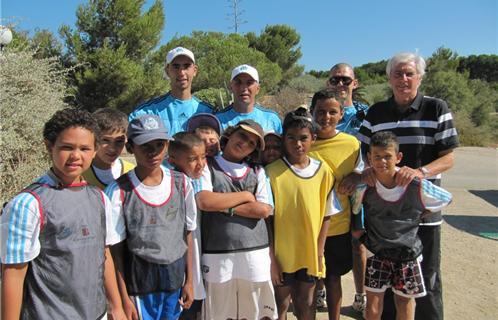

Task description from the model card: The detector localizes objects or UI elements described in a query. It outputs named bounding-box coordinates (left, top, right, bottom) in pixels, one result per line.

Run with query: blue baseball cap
left=127, top=115, right=172, bottom=145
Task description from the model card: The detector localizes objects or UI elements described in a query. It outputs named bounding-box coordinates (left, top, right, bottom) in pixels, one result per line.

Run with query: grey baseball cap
left=127, top=114, right=172, bottom=145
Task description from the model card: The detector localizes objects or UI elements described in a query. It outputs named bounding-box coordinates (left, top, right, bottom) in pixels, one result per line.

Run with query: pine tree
left=60, top=0, right=166, bottom=112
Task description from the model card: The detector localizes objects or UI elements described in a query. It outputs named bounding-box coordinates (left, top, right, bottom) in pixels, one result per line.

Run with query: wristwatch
left=418, top=166, right=430, bottom=178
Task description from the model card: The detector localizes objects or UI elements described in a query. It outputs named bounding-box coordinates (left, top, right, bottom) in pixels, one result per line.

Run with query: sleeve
left=0, top=193, right=41, bottom=264
left=351, top=184, right=367, bottom=230
left=128, top=107, right=147, bottom=122
left=357, top=113, right=374, bottom=156
left=197, top=164, right=213, bottom=192
left=184, top=177, right=198, bottom=231
left=353, top=150, right=365, bottom=174
left=103, top=182, right=127, bottom=244
left=255, top=167, right=274, bottom=209
left=325, top=188, right=342, bottom=217
left=275, top=117, right=283, bottom=135
left=435, top=99, right=459, bottom=152
left=420, top=179, right=453, bottom=212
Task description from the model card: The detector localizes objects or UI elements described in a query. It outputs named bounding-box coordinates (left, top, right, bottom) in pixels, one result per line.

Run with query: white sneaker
left=352, top=293, right=366, bottom=313
left=316, top=288, right=327, bottom=308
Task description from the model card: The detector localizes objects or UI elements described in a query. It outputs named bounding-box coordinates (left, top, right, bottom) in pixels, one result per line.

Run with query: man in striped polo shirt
left=356, top=52, right=459, bottom=320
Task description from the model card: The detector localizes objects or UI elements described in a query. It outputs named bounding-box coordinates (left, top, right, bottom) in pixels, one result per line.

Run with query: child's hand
left=122, top=296, right=138, bottom=320
left=107, top=306, right=128, bottom=320
left=270, top=258, right=283, bottom=286
left=338, top=173, right=361, bottom=195
left=361, top=167, right=377, bottom=187
left=180, top=282, right=194, bottom=309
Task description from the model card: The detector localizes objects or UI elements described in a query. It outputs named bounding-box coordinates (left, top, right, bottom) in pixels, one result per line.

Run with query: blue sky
left=2, top=0, right=497, bottom=71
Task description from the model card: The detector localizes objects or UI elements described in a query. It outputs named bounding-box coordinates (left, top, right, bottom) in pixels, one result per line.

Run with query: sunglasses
left=329, top=76, right=354, bottom=86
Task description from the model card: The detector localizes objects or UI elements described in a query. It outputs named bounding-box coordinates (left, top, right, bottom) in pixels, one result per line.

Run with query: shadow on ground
left=469, top=190, right=498, bottom=208
left=340, top=306, right=364, bottom=319
left=443, top=215, right=498, bottom=241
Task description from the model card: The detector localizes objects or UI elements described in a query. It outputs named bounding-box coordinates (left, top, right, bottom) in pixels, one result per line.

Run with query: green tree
left=468, top=79, right=498, bottom=126
left=421, top=70, right=474, bottom=114
left=307, top=70, right=328, bottom=79
left=426, top=46, right=460, bottom=73
left=246, top=24, right=303, bottom=83
left=31, top=29, right=63, bottom=59
left=6, top=28, right=62, bottom=60
left=354, top=60, right=387, bottom=85
left=458, top=54, right=498, bottom=83
left=160, top=31, right=282, bottom=95
left=60, top=0, right=166, bottom=112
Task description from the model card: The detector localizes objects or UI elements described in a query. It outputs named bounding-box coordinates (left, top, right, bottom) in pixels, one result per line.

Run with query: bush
left=287, top=74, right=324, bottom=93
left=452, top=111, right=492, bottom=147
left=194, top=87, right=232, bottom=112
left=273, top=87, right=310, bottom=116
left=0, top=49, right=68, bottom=203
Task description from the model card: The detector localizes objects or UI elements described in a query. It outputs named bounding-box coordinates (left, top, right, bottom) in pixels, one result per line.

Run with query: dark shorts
left=365, top=255, right=426, bottom=298
left=281, top=268, right=317, bottom=286
left=179, top=299, right=202, bottom=320
left=324, top=232, right=353, bottom=277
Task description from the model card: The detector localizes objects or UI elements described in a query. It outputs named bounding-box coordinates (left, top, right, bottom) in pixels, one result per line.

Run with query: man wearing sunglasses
left=327, top=63, right=369, bottom=138
left=324, top=63, right=369, bottom=316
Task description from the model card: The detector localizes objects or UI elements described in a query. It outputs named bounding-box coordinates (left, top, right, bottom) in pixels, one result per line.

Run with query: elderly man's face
left=388, top=61, right=421, bottom=105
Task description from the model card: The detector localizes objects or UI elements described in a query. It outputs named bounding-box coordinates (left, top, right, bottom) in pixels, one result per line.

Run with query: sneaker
left=316, top=288, right=327, bottom=308
left=352, top=293, right=366, bottom=313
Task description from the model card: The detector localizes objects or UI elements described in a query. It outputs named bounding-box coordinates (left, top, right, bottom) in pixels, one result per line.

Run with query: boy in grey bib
left=106, top=114, right=197, bottom=320
left=351, top=131, right=452, bottom=320
left=0, top=108, right=126, bottom=320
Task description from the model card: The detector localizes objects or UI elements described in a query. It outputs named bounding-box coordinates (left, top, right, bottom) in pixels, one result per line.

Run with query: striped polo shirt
left=357, top=93, right=459, bottom=224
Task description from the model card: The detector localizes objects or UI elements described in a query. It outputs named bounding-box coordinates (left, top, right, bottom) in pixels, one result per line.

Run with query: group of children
left=1, top=88, right=452, bottom=320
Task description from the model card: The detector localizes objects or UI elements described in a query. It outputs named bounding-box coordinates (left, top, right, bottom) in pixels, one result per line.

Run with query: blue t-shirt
left=215, top=104, right=282, bottom=134
left=129, top=93, right=213, bottom=136
left=336, top=101, right=369, bottom=138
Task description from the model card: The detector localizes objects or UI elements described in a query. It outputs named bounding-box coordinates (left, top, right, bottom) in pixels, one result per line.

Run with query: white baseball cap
left=230, top=64, right=259, bottom=83
left=166, top=47, right=195, bottom=64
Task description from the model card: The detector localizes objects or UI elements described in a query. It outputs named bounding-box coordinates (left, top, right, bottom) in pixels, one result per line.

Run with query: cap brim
left=231, top=72, right=258, bottom=82
left=167, top=53, right=195, bottom=64
left=239, top=124, right=265, bottom=150
left=131, top=133, right=172, bottom=145
left=187, top=115, right=222, bottom=135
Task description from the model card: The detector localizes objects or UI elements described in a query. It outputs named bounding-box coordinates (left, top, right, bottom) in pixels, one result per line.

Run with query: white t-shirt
left=197, top=155, right=274, bottom=283
left=282, top=156, right=342, bottom=216
left=373, top=179, right=451, bottom=212
left=0, top=172, right=120, bottom=264
left=92, top=159, right=123, bottom=185
left=105, top=166, right=197, bottom=244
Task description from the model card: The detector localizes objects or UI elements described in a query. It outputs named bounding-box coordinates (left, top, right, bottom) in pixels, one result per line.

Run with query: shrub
left=194, top=87, right=232, bottom=112
left=0, top=49, right=68, bottom=203
left=273, top=87, right=310, bottom=116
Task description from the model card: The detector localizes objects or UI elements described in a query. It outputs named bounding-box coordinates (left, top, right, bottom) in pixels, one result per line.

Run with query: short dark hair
left=169, top=132, right=204, bottom=157
left=43, top=108, right=100, bottom=145
left=195, top=126, right=220, bottom=137
left=310, top=89, right=342, bottom=113
left=370, top=131, right=399, bottom=152
left=283, top=107, right=319, bottom=136
left=92, top=108, right=128, bottom=134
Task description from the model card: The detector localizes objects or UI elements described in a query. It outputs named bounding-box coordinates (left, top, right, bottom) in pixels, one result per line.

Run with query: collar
left=48, top=168, right=88, bottom=188
left=389, top=92, right=423, bottom=112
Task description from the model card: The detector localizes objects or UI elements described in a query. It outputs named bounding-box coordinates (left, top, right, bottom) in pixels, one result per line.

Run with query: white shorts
left=203, top=279, right=277, bottom=320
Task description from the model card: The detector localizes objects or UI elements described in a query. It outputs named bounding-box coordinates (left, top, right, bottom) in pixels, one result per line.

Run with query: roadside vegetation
left=2, top=0, right=497, bottom=199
